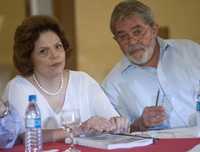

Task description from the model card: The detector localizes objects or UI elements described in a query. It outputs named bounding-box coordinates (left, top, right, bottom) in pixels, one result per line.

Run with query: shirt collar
left=120, top=37, right=172, bottom=73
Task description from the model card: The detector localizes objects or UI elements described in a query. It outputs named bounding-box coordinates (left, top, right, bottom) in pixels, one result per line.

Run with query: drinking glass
left=61, top=109, right=81, bottom=152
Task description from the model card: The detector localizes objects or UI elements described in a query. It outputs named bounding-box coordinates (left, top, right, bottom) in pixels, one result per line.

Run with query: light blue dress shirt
left=0, top=105, right=21, bottom=149
left=102, top=37, right=200, bottom=129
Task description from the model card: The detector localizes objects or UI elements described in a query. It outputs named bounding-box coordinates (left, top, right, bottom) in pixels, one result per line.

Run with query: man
left=102, top=0, right=200, bottom=131
left=0, top=99, right=21, bottom=148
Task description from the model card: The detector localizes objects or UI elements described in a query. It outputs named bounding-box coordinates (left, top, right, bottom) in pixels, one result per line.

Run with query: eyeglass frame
left=114, top=25, right=150, bottom=43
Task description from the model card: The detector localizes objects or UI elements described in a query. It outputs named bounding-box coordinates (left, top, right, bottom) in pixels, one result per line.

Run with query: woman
left=4, top=15, right=128, bottom=142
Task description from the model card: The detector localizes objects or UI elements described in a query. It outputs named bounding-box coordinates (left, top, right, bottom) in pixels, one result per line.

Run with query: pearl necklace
left=33, top=73, right=64, bottom=96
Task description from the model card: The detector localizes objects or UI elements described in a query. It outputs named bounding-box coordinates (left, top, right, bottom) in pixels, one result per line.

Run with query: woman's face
left=31, top=31, right=66, bottom=78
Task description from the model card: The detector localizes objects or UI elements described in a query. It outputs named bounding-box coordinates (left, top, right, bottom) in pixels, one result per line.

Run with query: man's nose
left=127, top=34, right=140, bottom=44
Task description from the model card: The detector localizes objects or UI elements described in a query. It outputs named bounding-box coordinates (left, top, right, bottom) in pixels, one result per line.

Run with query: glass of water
left=61, top=109, right=81, bottom=152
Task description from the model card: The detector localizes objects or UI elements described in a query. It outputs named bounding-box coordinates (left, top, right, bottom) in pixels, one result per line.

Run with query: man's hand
left=142, top=106, right=166, bottom=127
left=131, top=106, right=166, bottom=132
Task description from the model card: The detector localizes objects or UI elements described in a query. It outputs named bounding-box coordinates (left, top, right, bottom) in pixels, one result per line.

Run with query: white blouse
left=4, top=71, right=118, bottom=133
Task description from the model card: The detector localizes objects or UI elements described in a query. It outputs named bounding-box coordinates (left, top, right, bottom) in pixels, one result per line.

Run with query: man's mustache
left=127, top=44, right=145, bottom=54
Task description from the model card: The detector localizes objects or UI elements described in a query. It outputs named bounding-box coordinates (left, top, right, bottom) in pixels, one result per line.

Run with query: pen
left=111, top=132, right=152, bottom=139
left=110, top=133, right=159, bottom=142
left=155, top=90, right=160, bottom=106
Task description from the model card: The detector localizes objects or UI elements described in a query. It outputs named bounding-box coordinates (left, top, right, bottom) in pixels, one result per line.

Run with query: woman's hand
left=80, top=116, right=115, bottom=135
left=109, top=116, right=129, bottom=133
left=80, top=116, right=129, bottom=136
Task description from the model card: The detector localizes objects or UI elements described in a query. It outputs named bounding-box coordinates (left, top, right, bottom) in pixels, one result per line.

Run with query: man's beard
left=126, top=40, right=155, bottom=66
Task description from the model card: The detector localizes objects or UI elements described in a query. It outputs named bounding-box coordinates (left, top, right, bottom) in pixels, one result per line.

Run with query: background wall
left=75, top=0, right=122, bottom=82
left=141, top=0, right=200, bottom=41
left=0, top=0, right=25, bottom=95
left=54, top=0, right=77, bottom=70
left=0, top=0, right=25, bottom=65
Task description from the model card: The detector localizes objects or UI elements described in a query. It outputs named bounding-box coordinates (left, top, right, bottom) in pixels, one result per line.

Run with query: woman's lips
left=50, top=62, right=62, bottom=68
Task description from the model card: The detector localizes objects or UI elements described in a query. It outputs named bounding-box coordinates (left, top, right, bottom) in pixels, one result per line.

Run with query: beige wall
left=0, top=0, right=26, bottom=65
left=54, top=0, right=77, bottom=70
left=0, top=0, right=25, bottom=95
left=141, top=0, right=200, bottom=41
left=75, top=0, right=200, bottom=82
left=75, top=0, right=122, bottom=82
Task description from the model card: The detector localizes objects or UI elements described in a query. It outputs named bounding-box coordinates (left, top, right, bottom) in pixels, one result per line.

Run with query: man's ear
left=113, top=35, right=117, bottom=41
left=152, top=24, right=159, bottom=36
left=113, top=36, right=119, bottom=44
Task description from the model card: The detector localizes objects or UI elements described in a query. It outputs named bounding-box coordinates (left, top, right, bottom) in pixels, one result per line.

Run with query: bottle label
left=26, top=118, right=41, bottom=128
left=197, top=101, right=200, bottom=111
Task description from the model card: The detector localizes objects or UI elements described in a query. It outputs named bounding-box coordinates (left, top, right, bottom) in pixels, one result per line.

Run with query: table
left=1, top=138, right=200, bottom=152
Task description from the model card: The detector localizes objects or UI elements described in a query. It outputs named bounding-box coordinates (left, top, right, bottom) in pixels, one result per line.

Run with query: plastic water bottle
left=25, top=95, right=42, bottom=152
left=197, top=101, right=200, bottom=126
left=196, top=80, right=200, bottom=134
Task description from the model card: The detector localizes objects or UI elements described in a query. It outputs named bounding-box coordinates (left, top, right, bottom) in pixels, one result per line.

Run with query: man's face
left=114, top=15, right=158, bottom=66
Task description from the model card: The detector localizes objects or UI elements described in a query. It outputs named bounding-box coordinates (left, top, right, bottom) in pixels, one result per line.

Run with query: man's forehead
left=117, top=15, right=146, bottom=25
left=114, top=15, right=147, bottom=32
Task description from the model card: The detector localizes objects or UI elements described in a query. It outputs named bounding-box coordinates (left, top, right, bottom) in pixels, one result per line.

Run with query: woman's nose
left=49, top=49, right=58, bottom=59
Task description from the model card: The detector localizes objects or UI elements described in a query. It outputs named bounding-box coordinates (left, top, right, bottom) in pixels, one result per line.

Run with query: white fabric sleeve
left=84, top=73, right=119, bottom=118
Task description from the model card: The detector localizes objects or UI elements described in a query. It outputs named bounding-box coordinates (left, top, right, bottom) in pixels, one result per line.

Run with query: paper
left=43, top=149, right=59, bottom=152
left=187, top=144, right=200, bottom=152
left=132, top=127, right=200, bottom=139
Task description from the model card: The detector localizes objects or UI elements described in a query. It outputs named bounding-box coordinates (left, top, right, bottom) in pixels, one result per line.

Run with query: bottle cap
left=197, top=101, right=200, bottom=111
left=28, top=95, right=36, bottom=103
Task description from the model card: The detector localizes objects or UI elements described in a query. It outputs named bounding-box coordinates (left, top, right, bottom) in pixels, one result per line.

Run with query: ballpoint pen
left=110, top=132, right=159, bottom=143
left=155, top=90, right=160, bottom=106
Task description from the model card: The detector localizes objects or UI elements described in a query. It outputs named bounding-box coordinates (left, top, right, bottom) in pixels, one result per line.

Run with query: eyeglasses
left=115, top=26, right=149, bottom=43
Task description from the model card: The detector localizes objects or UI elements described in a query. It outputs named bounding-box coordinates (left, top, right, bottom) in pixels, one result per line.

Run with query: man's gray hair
left=110, top=0, right=155, bottom=35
